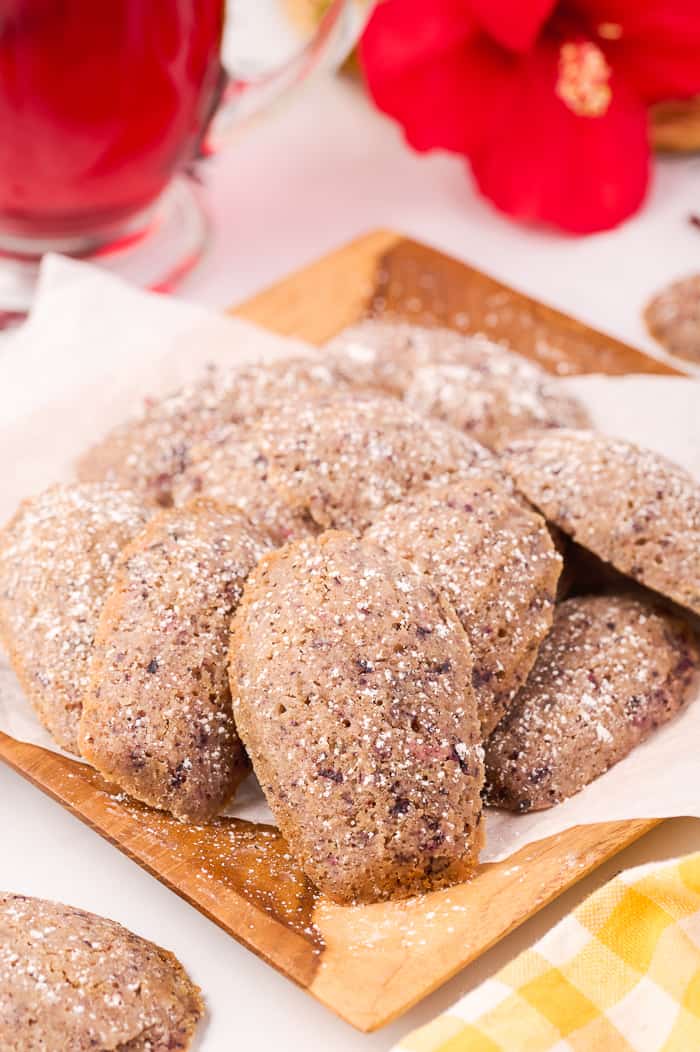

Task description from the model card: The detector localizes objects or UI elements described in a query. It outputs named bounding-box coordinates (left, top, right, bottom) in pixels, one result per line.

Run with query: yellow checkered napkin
left=397, top=853, right=700, bottom=1052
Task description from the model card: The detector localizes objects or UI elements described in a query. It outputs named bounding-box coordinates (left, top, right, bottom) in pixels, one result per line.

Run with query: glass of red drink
left=0, top=0, right=369, bottom=317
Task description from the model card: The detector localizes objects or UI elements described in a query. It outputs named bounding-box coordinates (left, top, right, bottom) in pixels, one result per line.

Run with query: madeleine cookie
left=0, top=893, right=202, bottom=1051
left=485, top=595, right=700, bottom=811
left=230, top=531, right=484, bottom=904
left=79, top=500, right=269, bottom=821
left=253, top=392, right=498, bottom=533
left=0, top=484, right=149, bottom=754
left=502, top=429, right=700, bottom=616
left=76, top=356, right=357, bottom=507
left=172, top=425, right=318, bottom=545
left=326, top=318, right=423, bottom=395
left=327, top=319, right=504, bottom=396
left=644, top=273, right=700, bottom=364
left=328, top=320, right=590, bottom=447
left=366, top=478, right=562, bottom=735
left=404, top=358, right=590, bottom=451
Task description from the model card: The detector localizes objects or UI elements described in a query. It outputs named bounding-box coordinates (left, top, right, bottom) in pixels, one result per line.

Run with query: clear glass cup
left=0, top=0, right=372, bottom=321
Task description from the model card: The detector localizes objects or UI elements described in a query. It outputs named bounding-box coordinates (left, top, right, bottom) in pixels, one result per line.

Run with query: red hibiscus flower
left=360, top=1, right=700, bottom=233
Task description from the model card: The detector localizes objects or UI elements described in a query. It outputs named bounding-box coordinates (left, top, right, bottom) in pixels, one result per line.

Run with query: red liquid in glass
left=0, top=0, right=225, bottom=241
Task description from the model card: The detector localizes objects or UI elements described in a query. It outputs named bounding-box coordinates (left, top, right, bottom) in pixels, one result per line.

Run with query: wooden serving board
left=0, top=231, right=680, bottom=1032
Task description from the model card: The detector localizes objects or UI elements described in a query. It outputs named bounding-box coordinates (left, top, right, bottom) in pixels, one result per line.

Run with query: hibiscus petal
left=571, top=0, right=700, bottom=102
left=466, top=0, right=557, bottom=52
left=469, top=38, right=650, bottom=233
left=360, top=0, right=511, bottom=155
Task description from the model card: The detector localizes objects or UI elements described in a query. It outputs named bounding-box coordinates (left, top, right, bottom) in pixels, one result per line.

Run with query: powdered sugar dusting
left=327, top=320, right=590, bottom=448
left=0, top=893, right=202, bottom=1050
left=0, top=483, right=149, bottom=753
left=503, top=429, right=700, bottom=614
left=76, top=356, right=372, bottom=507
left=230, top=531, right=484, bottom=904
left=253, top=392, right=498, bottom=534
left=486, top=594, right=700, bottom=811
left=366, top=476, right=562, bottom=734
left=79, top=500, right=270, bottom=821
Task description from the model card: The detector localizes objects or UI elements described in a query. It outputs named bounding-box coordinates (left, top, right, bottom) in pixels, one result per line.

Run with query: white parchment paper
left=1, top=255, right=698, bottom=863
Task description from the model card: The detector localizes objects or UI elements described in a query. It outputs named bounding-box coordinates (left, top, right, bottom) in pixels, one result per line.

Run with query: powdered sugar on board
left=4, top=641, right=700, bottom=862
left=1, top=256, right=699, bottom=864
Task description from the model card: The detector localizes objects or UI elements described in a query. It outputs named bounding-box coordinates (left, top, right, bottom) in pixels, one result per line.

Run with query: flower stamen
left=598, top=22, right=623, bottom=41
left=556, top=41, right=612, bottom=118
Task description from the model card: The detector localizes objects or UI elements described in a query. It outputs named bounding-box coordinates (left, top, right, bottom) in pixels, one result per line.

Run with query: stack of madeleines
left=1, top=320, right=699, bottom=907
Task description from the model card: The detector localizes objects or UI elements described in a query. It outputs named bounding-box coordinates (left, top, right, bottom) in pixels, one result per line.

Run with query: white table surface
left=2, top=75, right=700, bottom=1052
